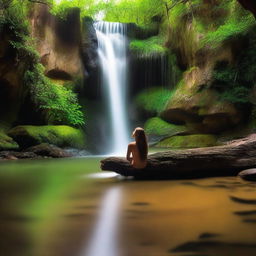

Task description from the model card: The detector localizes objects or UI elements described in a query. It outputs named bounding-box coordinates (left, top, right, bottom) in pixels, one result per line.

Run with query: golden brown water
left=1, top=157, right=256, bottom=256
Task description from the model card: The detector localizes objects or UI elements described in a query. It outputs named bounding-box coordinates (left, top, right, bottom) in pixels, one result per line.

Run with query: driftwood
left=101, top=134, right=256, bottom=179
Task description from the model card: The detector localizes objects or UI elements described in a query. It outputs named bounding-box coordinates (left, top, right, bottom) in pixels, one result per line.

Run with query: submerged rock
left=25, top=143, right=71, bottom=158
left=238, top=169, right=256, bottom=181
left=0, top=151, right=38, bottom=160
left=8, top=125, right=85, bottom=149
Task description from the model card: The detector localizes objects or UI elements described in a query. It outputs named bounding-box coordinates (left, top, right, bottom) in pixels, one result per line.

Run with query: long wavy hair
left=134, top=128, right=148, bottom=161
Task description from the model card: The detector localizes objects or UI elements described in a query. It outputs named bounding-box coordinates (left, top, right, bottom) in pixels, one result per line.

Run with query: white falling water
left=94, top=21, right=130, bottom=155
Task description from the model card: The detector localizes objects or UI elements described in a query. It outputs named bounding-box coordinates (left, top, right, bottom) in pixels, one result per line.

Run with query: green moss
left=135, top=88, right=174, bottom=115
left=0, top=131, right=19, bottom=151
left=8, top=125, right=85, bottom=149
left=130, top=36, right=167, bottom=56
left=155, top=134, right=217, bottom=148
left=211, top=30, right=256, bottom=105
left=202, top=2, right=255, bottom=48
left=144, top=117, right=187, bottom=137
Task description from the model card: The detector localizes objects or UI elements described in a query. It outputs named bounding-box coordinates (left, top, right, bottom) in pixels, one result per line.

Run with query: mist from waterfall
left=94, top=21, right=130, bottom=155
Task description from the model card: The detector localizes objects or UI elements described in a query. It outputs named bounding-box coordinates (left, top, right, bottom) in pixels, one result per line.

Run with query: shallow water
left=1, top=157, right=256, bottom=256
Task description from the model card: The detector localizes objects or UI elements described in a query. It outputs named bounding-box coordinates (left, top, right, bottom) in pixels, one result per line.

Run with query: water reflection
left=82, top=187, right=122, bottom=256
left=1, top=158, right=256, bottom=256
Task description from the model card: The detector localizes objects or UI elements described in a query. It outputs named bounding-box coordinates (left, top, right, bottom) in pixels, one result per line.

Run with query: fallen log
left=100, top=134, right=256, bottom=179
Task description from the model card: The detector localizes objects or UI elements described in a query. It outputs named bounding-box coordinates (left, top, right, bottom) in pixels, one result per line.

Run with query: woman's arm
left=126, top=144, right=132, bottom=163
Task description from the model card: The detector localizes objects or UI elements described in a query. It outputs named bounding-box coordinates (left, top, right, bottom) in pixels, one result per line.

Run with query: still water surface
left=1, top=157, right=256, bottom=256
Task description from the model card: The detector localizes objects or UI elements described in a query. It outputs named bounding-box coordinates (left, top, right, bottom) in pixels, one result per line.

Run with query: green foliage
left=104, top=0, right=164, bottom=26
left=202, top=1, right=255, bottom=48
left=25, top=64, right=85, bottom=126
left=203, top=15, right=255, bottom=47
left=130, top=36, right=167, bottom=56
left=212, top=33, right=256, bottom=105
left=144, top=117, right=186, bottom=136
left=51, top=0, right=164, bottom=26
left=2, top=0, right=85, bottom=127
left=219, top=87, right=250, bottom=104
left=50, top=0, right=106, bottom=19
left=135, top=87, right=173, bottom=115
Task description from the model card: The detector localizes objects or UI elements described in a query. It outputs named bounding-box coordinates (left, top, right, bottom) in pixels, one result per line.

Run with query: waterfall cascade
left=133, top=54, right=170, bottom=91
left=94, top=21, right=130, bottom=155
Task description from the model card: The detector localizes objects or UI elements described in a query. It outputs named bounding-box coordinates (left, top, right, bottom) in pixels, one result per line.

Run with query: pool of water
left=1, top=157, right=256, bottom=256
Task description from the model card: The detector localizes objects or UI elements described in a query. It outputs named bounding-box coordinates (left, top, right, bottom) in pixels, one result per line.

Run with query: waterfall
left=94, top=21, right=130, bottom=155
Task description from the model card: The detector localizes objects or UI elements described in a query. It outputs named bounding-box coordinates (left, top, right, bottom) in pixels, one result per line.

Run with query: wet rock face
left=80, top=17, right=101, bottom=99
left=29, top=4, right=83, bottom=83
left=0, top=31, right=24, bottom=125
left=160, top=68, right=243, bottom=134
left=81, top=17, right=98, bottom=73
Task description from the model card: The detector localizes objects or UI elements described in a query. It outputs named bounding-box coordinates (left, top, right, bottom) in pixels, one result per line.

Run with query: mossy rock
left=0, top=131, right=19, bottom=151
left=155, top=134, right=217, bottom=149
left=135, top=87, right=173, bottom=116
left=145, top=117, right=187, bottom=137
left=8, top=125, right=85, bottom=149
left=129, top=36, right=167, bottom=57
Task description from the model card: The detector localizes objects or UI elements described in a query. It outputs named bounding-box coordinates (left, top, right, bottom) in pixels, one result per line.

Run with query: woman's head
left=132, top=127, right=148, bottom=161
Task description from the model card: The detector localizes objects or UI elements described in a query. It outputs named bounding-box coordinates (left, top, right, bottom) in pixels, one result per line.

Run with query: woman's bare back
left=127, top=142, right=147, bottom=169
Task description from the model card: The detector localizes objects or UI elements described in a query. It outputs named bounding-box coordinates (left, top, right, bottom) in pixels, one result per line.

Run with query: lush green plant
left=202, top=1, right=255, bottom=48
left=104, top=0, right=164, bottom=26
left=130, top=36, right=167, bottom=56
left=135, top=87, right=173, bottom=114
left=2, top=0, right=85, bottom=127
left=212, top=33, right=256, bottom=105
left=51, top=0, right=164, bottom=26
left=25, top=64, right=85, bottom=126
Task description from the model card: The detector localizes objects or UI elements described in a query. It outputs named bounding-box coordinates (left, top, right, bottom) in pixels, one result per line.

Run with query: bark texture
left=101, top=134, right=256, bottom=179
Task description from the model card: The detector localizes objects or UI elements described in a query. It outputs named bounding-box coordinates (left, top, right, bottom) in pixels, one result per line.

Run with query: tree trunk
left=100, top=134, right=256, bottom=179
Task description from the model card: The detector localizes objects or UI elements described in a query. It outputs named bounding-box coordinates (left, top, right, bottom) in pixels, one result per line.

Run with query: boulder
left=238, top=169, right=256, bottom=181
left=29, top=4, right=84, bottom=83
left=160, top=68, right=243, bottom=133
left=8, top=125, right=85, bottom=149
left=144, top=117, right=188, bottom=143
left=155, top=134, right=218, bottom=148
left=25, top=143, right=71, bottom=158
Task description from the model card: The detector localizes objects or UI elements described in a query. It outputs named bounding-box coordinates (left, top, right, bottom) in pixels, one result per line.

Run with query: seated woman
left=126, top=127, right=148, bottom=169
